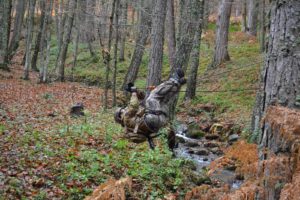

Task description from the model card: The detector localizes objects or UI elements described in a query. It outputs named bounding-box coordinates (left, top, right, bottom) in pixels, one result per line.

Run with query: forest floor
left=0, top=28, right=262, bottom=199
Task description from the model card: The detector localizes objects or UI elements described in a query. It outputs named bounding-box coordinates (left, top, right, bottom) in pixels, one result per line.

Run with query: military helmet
left=114, top=107, right=125, bottom=126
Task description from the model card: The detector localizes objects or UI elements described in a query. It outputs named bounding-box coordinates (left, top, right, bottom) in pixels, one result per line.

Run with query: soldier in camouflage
left=114, top=68, right=186, bottom=149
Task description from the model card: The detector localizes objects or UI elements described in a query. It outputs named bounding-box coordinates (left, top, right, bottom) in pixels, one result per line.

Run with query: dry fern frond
left=85, top=177, right=132, bottom=200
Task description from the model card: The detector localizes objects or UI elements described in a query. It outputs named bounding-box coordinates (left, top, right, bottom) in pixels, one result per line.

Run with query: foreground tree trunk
left=166, top=0, right=176, bottom=70
left=146, top=0, right=167, bottom=88
left=209, top=0, right=233, bottom=69
left=24, top=0, right=36, bottom=80
left=184, top=0, right=205, bottom=100
left=57, top=0, right=77, bottom=82
left=122, top=0, right=153, bottom=89
left=247, top=0, right=259, bottom=36
left=252, top=0, right=300, bottom=144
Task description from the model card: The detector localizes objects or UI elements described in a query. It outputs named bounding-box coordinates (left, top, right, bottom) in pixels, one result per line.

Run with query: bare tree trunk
left=260, top=0, right=266, bottom=52
left=252, top=0, right=300, bottom=143
left=86, top=0, right=96, bottom=58
left=166, top=0, right=176, bottom=71
left=119, top=0, right=128, bottom=62
left=8, top=0, right=25, bottom=60
left=57, top=0, right=77, bottom=82
left=241, top=0, right=247, bottom=32
left=0, top=0, right=12, bottom=71
left=173, top=0, right=203, bottom=73
left=209, top=0, right=232, bottom=69
left=24, top=0, right=36, bottom=80
left=202, top=0, right=210, bottom=30
left=184, top=0, right=205, bottom=100
left=40, top=0, right=54, bottom=83
left=71, top=28, right=79, bottom=82
left=103, top=0, right=117, bottom=110
left=122, top=0, right=153, bottom=89
left=112, top=0, right=120, bottom=106
left=146, top=0, right=167, bottom=88
left=247, top=0, right=259, bottom=36
left=169, top=0, right=205, bottom=119
left=32, top=0, right=46, bottom=72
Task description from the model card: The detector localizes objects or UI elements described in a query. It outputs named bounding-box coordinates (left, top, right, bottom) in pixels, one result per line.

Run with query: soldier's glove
left=125, top=82, right=136, bottom=93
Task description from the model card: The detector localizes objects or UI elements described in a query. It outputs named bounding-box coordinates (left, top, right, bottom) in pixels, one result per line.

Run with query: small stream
left=174, top=123, right=243, bottom=190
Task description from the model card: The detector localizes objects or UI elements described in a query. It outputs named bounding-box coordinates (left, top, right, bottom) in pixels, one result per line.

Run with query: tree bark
left=172, top=0, right=202, bottom=74
left=260, top=0, right=266, bottom=52
left=0, top=0, right=12, bottom=71
left=112, top=0, right=120, bottom=106
left=31, top=0, right=46, bottom=72
left=247, top=0, right=259, bottom=36
left=86, top=0, right=96, bottom=58
left=241, top=0, right=247, bottom=32
left=122, top=0, right=153, bottom=89
left=252, top=0, right=300, bottom=143
left=119, top=0, right=128, bottom=62
left=57, top=0, right=77, bottom=82
left=169, top=0, right=203, bottom=119
left=184, top=0, right=205, bottom=100
left=24, top=0, right=36, bottom=80
left=39, top=0, right=54, bottom=83
left=8, top=0, right=25, bottom=60
left=209, top=0, right=232, bottom=69
left=146, top=0, right=167, bottom=88
left=166, top=0, right=176, bottom=71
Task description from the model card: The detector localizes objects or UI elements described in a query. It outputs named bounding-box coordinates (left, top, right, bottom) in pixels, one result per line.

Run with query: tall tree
left=0, top=0, right=12, bottom=71
left=113, top=0, right=121, bottom=106
left=39, top=0, right=54, bottom=83
left=260, top=0, right=266, bottom=52
left=119, top=0, right=128, bottom=62
left=85, top=0, right=96, bottom=58
left=166, top=0, right=176, bottom=70
left=146, top=0, right=167, bottom=88
left=8, top=0, right=26, bottom=60
left=122, top=0, right=153, bottom=89
left=24, top=0, right=36, bottom=80
left=209, top=0, right=233, bottom=69
left=184, top=0, right=205, bottom=100
left=169, top=0, right=203, bottom=119
left=247, top=0, right=259, bottom=36
left=172, top=0, right=202, bottom=74
left=241, top=0, right=247, bottom=32
left=31, top=0, right=46, bottom=72
left=57, top=0, right=77, bottom=82
left=252, top=0, right=300, bottom=143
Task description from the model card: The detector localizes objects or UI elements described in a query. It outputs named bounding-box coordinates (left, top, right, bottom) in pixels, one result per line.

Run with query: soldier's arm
left=155, top=81, right=180, bottom=96
left=126, top=92, right=139, bottom=117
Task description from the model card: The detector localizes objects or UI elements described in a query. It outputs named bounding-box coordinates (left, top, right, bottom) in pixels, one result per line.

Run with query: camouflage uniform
left=115, top=71, right=185, bottom=148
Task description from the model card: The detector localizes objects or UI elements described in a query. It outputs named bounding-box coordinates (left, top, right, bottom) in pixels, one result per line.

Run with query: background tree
left=119, top=0, right=128, bottom=62
left=8, top=0, right=26, bottom=61
left=166, top=0, right=176, bottom=70
left=184, top=0, right=205, bottom=100
left=209, top=0, right=233, bottom=69
left=0, top=0, right=12, bottom=71
left=57, top=0, right=77, bottom=82
left=24, top=0, right=36, bottom=80
left=247, top=0, right=259, bottom=36
left=146, top=0, right=167, bottom=88
left=122, top=0, right=153, bottom=89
